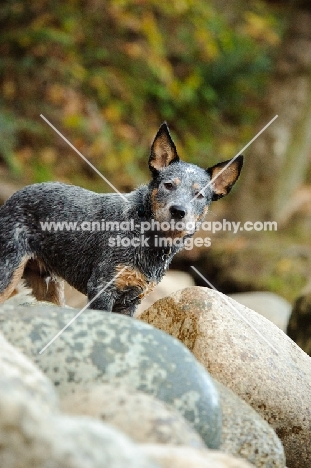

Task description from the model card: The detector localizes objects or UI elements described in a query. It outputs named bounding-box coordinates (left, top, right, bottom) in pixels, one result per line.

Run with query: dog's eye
left=195, top=192, right=205, bottom=199
left=164, top=182, right=174, bottom=190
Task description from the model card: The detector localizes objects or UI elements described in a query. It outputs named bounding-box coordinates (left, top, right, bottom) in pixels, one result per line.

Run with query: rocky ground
left=3, top=283, right=311, bottom=467
left=1, top=175, right=311, bottom=467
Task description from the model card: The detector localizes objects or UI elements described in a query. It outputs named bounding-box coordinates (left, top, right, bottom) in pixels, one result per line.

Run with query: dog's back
left=0, top=182, right=129, bottom=293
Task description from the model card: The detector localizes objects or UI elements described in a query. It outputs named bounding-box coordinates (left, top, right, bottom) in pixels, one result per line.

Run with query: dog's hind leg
left=0, top=212, right=32, bottom=303
left=0, top=254, right=29, bottom=303
left=23, top=259, right=65, bottom=306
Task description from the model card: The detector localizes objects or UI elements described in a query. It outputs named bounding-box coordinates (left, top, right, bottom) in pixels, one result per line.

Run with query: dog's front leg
left=113, top=298, right=140, bottom=317
left=87, top=291, right=115, bottom=312
left=87, top=272, right=117, bottom=312
left=86, top=268, right=143, bottom=315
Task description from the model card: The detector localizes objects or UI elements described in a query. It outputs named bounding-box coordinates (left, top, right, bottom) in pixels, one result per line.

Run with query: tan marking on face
left=23, top=259, right=65, bottom=306
left=164, top=230, right=187, bottom=240
left=151, top=187, right=158, bottom=206
left=151, top=187, right=165, bottom=217
left=193, top=183, right=200, bottom=190
left=0, top=257, right=29, bottom=303
left=173, top=178, right=181, bottom=185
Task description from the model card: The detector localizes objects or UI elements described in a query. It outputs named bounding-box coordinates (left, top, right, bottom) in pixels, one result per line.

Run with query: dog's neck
left=126, top=186, right=181, bottom=281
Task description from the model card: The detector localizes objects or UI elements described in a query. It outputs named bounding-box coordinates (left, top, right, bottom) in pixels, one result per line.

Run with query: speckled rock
left=137, top=286, right=311, bottom=468
left=61, top=383, right=205, bottom=447
left=0, top=331, right=58, bottom=411
left=0, top=376, right=157, bottom=468
left=141, top=444, right=255, bottom=468
left=0, top=303, right=222, bottom=449
left=215, top=380, right=285, bottom=467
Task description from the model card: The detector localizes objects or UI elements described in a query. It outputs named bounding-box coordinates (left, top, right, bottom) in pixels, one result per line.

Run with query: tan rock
left=135, top=271, right=195, bottom=316
left=138, top=286, right=311, bottom=468
left=61, top=384, right=205, bottom=447
left=141, top=444, right=254, bottom=468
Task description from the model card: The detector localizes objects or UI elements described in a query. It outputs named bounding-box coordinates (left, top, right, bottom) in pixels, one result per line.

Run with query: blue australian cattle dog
left=0, top=123, right=243, bottom=315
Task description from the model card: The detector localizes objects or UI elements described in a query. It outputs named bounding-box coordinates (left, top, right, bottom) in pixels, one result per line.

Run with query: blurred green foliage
left=0, top=0, right=282, bottom=191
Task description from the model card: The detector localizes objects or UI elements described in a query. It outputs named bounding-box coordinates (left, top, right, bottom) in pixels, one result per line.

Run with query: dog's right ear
left=206, top=155, right=243, bottom=201
left=149, top=122, right=179, bottom=174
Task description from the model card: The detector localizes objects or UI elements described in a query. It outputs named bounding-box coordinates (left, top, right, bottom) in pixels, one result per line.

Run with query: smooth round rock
left=215, top=380, right=285, bottom=467
left=141, top=444, right=255, bottom=468
left=61, top=383, right=205, bottom=447
left=136, top=270, right=195, bottom=316
left=0, top=331, right=58, bottom=411
left=0, top=303, right=222, bottom=449
left=138, top=286, right=311, bottom=468
left=0, top=376, right=157, bottom=468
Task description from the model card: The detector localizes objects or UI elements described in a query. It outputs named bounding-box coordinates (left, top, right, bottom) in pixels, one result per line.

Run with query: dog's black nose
left=170, top=205, right=186, bottom=219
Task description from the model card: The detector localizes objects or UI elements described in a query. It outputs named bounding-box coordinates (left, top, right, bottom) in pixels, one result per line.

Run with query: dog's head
left=148, top=122, right=243, bottom=236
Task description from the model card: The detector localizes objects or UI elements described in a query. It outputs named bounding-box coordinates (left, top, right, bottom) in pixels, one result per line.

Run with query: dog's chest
left=114, top=247, right=172, bottom=299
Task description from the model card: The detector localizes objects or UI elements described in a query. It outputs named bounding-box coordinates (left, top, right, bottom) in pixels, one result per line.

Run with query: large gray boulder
left=0, top=331, right=58, bottom=411
left=0, top=302, right=222, bottom=449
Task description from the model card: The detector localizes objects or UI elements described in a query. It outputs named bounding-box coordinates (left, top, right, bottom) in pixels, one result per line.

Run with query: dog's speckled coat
left=0, top=123, right=242, bottom=314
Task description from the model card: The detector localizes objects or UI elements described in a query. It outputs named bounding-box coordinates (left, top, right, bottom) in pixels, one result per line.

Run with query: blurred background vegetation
left=0, top=0, right=282, bottom=190
left=1, top=0, right=311, bottom=306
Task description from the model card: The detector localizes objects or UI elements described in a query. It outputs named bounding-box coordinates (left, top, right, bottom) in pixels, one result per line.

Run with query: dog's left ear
left=207, top=155, right=243, bottom=201
left=149, top=122, right=179, bottom=174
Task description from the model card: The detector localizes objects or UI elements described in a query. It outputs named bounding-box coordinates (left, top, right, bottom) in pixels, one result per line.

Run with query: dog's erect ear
left=206, top=155, right=243, bottom=201
left=149, top=122, right=179, bottom=174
